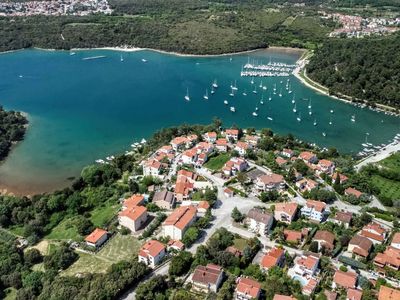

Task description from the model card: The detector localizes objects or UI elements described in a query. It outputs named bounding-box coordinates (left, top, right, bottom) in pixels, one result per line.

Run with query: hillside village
left=76, top=126, right=400, bottom=299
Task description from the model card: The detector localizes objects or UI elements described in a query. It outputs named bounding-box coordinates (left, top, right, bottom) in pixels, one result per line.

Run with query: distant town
left=0, top=0, right=112, bottom=17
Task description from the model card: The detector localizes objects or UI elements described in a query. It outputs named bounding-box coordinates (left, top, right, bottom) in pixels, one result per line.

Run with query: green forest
left=0, top=1, right=335, bottom=54
left=0, top=106, right=28, bottom=161
left=307, top=33, right=400, bottom=108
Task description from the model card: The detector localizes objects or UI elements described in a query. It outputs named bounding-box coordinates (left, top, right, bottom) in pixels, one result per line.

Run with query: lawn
left=371, top=175, right=400, bottom=201
left=204, top=153, right=231, bottom=171
left=90, top=202, right=120, bottom=228
left=45, top=217, right=81, bottom=241
left=233, top=238, right=248, bottom=251
left=379, top=152, right=400, bottom=172
left=62, top=233, right=142, bottom=276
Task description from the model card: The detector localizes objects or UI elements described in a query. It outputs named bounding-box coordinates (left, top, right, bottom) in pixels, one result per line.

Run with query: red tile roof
left=216, top=138, right=227, bottom=146
left=306, top=200, right=326, bottom=212
left=167, top=239, right=185, bottom=250
left=378, top=285, right=400, bottom=300
left=349, top=235, right=372, bottom=257
left=275, top=202, right=298, bottom=219
left=374, top=246, right=400, bottom=269
left=333, top=270, right=357, bottom=289
left=314, top=230, right=335, bottom=249
left=273, top=295, right=296, bottom=300
left=163, top=205, right=197, bottom=230
left=85, top=228, right=107, bottom=244
left=192, top=264, right=223, bottom=286
left=119, top=205, right=147, bottom=221
left=236, top=277, right=261, bottom=298
left=123, top=194, right=145, bottom=209
left=392, top=232, right=400, bottom=245
left=258, top=173, right=284, bottom=185
left=299, top=151, right=316, bottom=161
left=345, top=187, right=363, bottom=198
left=284, top=229, right=302, bottom=242
left=296, top=254, right=319, bottom=271
left=347, top=289, right=362, bottom=300
left=261, top=247, right=284, bottom=269
left=226, top=129, right=239, bottom=135
left=139, top=240, right=165, bottom=258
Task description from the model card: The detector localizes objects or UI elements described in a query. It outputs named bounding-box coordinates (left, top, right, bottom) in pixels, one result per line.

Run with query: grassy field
left=90, top=202, right=120, bottom=228
left=233, top=238, right=248, bottom=251
left=371, top=175, right=400, bottom=201
left=204, top=153, right=231, bottom=171
left=45, top=217, right=81, bottom=241
left=62, top=233, right=142, bottom=276
left=379, top=152, right=400, bottom=171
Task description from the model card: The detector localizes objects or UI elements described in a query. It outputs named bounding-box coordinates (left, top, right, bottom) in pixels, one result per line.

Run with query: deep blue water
left=0, top=48, right=398, bottom=194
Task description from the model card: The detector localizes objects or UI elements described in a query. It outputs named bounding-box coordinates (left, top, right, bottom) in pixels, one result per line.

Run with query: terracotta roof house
left=162, top=205, right=197, bottom=240
left=347, top=288, right=362, bottom=300
left=391, top=232, right=400, bottom=250
left=204, top=132, right=217, bottom=143
left=360, top=222, right=388, bottom=244
left=244, top=135, right=260, bottom=146
left=301, top=200, right=327, bottom=223
left=324, top=290, right=338, bottom=300
left=170, top=136, right=189, bottom=151
left=174, top=175, right=195, bottom=202
left=345, top=187, right=363, bottom=199
left=281, top=148, right=294, bottom=158
left=256, top=173, right=285, bottom=191
left=332, top=270, right=357, bottom=289
left=118, top=205, right=148, bottom=233
left=85, top=228, right=108, bottom=248
left=177, top=169, right=197, bottom=182
left=247, top=208, right=274, bottom=236
left=123, top=194, right=145, bottom=210
left=284, top=229, right=307, bottom=244
left=215, top=138, right=228, bottom=152
left=226, top=246, right=242, bottom=257
left=152, top=190, right=175, bottom=210
left=143, top=159, right=162, bottom=177
left=138, top=240, right=166, bottom=268
left=332, top=172, right=349, bottom=184
left=223, top=157, right=249, bottom=177
left=374, top=246, right=400, bottom=270
left=224, top=188, right=234, bottom=198
left=314, top=230, right=335, bottom=251
left=317, top=159, right=335, bottom=174
left=299, top=151, right=318, bottom=164
left=276, top=156, right=288, bottom=167
left=274, top=202, right=298, bottom=224
left=273, top=295, right=296, bottom=300
left=303, top=277, right=319, bottom=295
left=378, top=285, right=400, bottom=300
left=157, top=145, right=173, bottom=155
left=191, top=264, right=224, bottom=293
left=235, top=141, right=251, bottom=156
left=197, top=201, right=210, bottom=213
left=293, top=254, right=320, bottom=276
left=348, top=235, right=373, bottom=258
left=167, top=239, right=185, bottom=252
left=261, top=247, right=285, bottom=270
left=235, top=276, right=261, bottom=300
left=331, top=211, right=353, bottom=228
left=225, top=129, right=239, bottom=141
left=295, top=178, right=319, bottom=192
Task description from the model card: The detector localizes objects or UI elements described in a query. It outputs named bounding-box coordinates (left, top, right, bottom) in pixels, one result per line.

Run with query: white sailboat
left=308, top=99, right=312, bottom=109
left=260, top=95, right=264, bottom=105
left=273, top=83, right=277, bottom=93
left=211, top=86, right=215, bottom=95
left=229, top=88, right=235, bottom=97
left=297, top=112, right=302, bottom=122
left=322, top=132, right=326, bottom=137
left=293, top=103, right=297, bottom=113
left=232, top=80, right=238, bottom=91
left=279, top=88, right=282, bottom=97
left=308, top=109, right=312, bottom=116
left=291, top=94, right=295, bottom=104
left=250, top=77, right=254, bottom=85
left=224, top=100, right=228, bottom=105
left=329, top=116, right=333, bottom=125
left=120, top=54, right=124, bottom=62
left=313, top=119, right=317, bottom=126
left=259, top=80, right=263, bottom=88
left=230, top=106, right=236, bottom=112
left=351, top=115, right=356, bottom=122
left=262, top=85, right=267, bottom=91
left=212, top=79, right=218, bottom=89
left=253, top=86, right=257, bottom=94
left=255, top=107, right=259, bottom=111
left=242, top=90, right=247, bottom=96
left=184, top=88, right=190, bottom=101
left=141, top=58, right=147, bottom=62
left=252, top=112, right=258, bottom=117
left=268, top=93, right=272, bottom=101
left=203, top=89, right=209, bottom=100
left=267, top=116, right=273, bottom=121
left=330, top=109, right=334, bottom=114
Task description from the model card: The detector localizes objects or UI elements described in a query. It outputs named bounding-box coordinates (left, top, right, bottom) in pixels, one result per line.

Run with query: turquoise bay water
left=0, top=49, right=399, bottom=194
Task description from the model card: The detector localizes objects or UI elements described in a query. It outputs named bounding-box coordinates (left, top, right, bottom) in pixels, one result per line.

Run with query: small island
left=0, top=106, right=28, bottom=161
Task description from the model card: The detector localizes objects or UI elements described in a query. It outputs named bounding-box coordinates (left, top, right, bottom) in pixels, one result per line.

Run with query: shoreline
left=293, top=52, right=400, bottom=117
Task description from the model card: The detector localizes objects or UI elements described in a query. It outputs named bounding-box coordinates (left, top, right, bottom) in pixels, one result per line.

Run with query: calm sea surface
left=0, top=49, right=398, bottom=194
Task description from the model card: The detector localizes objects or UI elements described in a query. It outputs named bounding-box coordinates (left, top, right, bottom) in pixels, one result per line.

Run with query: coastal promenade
left=355, top=140, right=400, bottom=171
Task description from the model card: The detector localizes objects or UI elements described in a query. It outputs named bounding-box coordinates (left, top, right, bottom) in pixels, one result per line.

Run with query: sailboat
left=141, top=58, right=147, bottom=62
left=292, top=94, right=295, bottom=104
left=313, top=119, right=317, bottom=126
left=230, top=106, right=236, bottom=112
left=242, top=90, right=247, bottom=96
left=263, top=85, right=267, bottom=91
left=330, top=109, right=334, bottom=114
left=308, top=99, right=312, bottom=109
left=184, top=88, right=190, bottom=101
left=293, top=103, right=297, bottom=113
left=279, top=88, right=282, bottom=97
left=268, top=93, right=272, bottom=101
left=255, top=107, right=259, bottom=111
left=308, top=109, right=312, bottom=116
left=203, top=89, right=209, bottom=100
left=252, top=112, right=258, bottom=117
left=297, top=112, right=302, bottom=122
left=120, top=54, right=124, bottom=62
left=232, top=80, right=238, bottom=91
left=69, top=51, right=76, bottom=56
left=273, top=83, right=277, bottom=93
left=259, top=80, right=263, bottom=88
left=212, top=79, right=218, bottom=89
left=267, top=116, right=273, bottom=121
left=322, top=132, right=326, bottom=137
left=224, top=100, right=228, bottom=105
left=329, top=116, right=333, bottom=125
left=253, top=86, right=257, bottom=94
left=351, top=115, right=356, bottom=122
left=260, top=95, right=264, bottom=105
left=250, top=77, right=254, bottom=85
left=361, top=133, right=370, bottom=147
left=211, top=86, right=215, bottom=95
